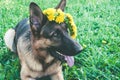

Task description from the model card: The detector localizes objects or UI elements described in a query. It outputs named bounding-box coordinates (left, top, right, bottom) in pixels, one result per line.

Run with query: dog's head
left=29, top=0, right=82, bottom=67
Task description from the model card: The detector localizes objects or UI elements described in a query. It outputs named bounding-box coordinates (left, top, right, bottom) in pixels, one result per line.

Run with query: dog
left=4, top=0, right=82, bottom=80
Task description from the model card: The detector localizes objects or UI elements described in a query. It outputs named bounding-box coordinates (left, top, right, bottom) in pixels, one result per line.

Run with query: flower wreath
left=43, top=8, right=77, bottom=39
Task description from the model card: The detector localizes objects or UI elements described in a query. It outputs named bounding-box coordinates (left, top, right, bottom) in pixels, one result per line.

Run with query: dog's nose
left=74, top=42, right=83, bottom=55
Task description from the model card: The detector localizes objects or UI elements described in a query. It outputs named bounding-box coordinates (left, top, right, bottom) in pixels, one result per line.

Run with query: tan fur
left=34, top=38, right=52, bottom=49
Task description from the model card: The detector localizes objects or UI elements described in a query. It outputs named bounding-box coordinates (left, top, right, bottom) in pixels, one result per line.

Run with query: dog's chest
left=27, top=54, right=61, bottom=72
left=18, top=46, right=61, bottom=77
left=23, top=54, right=62, bottom=78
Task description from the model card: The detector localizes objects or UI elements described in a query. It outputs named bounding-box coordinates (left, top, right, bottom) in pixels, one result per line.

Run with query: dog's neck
left=32, top=47, right=48, bottom=60
left=31, top=46, right=61, bottom=71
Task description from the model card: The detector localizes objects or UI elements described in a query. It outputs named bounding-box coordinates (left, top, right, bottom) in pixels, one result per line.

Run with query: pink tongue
left=65, top=56, right=74, bottom=67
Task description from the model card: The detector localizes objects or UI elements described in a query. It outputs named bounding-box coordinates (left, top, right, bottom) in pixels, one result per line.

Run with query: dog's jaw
left=49, top=49, right=75, bottom=67
left=56, top=51, right=75, bottom=67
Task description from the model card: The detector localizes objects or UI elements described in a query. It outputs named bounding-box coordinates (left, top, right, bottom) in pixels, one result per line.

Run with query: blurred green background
left=0, top=0, right=120, bottom=80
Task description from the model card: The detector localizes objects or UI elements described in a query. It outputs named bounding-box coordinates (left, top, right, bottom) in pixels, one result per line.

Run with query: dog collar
left=43, top=8, right=77, bottom=39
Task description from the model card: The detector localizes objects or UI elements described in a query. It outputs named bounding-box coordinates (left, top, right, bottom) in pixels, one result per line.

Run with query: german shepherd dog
left=4, top=0, right=82, bottom=80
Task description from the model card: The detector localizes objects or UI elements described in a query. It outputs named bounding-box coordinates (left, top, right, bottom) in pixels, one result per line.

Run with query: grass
left=0, top=0, right=120, bottom=80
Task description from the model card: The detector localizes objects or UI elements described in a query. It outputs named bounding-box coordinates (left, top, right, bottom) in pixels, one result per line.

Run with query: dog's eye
left=53, top=33, right=57, bottom=37
left=52, top=30, right=61, bottom=38
left=52, top=32, right=59, bottom=37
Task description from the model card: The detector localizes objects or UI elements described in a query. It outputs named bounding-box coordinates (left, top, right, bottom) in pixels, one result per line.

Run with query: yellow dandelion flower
left=71, top=26, right=77, bottom=39
left=43, top=10, right=47, bottom=14
left=48, top=15, right=55, bottom=21
left=65, top=13, right=77, bottom=39
left=55, top=9, right=65, bottom=23
left=57, top=9, right=63, bottom=14
left=43, top=8, right=56, bottom=15
left=72, top=25, right=77, bottom=33
left=70, top=22, right=75, bottom=27
left=55, top=16, right=64, bottom=23
left=69, top=20, right=74, bottom=24
left=71, top=34, right=76, bottom=39
left=66, top=13, right=73, bottom=21
left=43, top=8, right=56, bottom=21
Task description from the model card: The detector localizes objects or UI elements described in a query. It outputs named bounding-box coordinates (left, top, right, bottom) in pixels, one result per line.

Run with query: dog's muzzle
left=49, top=34, right=83, bottom=67
left=73, top=41, right=83, bottom=55
left=49, top=42, right=83, bottom=67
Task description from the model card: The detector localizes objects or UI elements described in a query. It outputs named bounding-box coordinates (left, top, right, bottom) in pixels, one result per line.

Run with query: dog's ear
left=55, top=0, right=66, bottom=11
left=29, top=2, right=47, bottom=35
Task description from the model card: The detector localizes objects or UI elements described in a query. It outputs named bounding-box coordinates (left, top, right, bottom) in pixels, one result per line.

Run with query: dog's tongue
left=65, top=56, right=74, bottom=67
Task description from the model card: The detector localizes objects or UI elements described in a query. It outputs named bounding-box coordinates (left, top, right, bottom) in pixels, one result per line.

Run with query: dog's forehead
left=44, top=21, right=67, bottom=30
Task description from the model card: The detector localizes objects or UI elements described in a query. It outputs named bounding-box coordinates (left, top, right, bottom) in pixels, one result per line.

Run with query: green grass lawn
left=0, top=0, right=120, bottom=80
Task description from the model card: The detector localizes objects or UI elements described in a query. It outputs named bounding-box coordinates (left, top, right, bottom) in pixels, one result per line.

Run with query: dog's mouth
left=56, top=51, right=74, bottom=67
left=49, top=50, right=74, bottom=67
